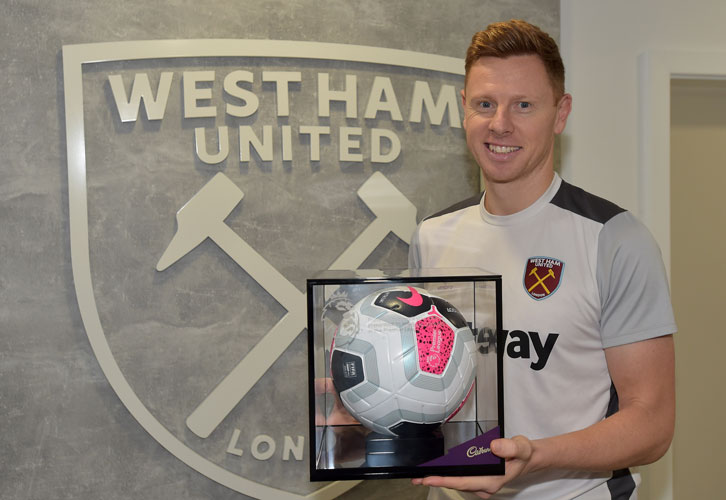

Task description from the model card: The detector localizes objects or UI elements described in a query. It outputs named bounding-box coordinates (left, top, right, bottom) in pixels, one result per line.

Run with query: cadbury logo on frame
left=523, top=257, right=564, bottom=300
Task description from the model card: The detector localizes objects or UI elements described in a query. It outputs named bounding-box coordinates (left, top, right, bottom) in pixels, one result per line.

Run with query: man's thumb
left=492, top=436, right=531, bottom=459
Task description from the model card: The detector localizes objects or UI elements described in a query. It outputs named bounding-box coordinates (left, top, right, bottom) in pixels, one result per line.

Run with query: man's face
left=461, top=55, right=571, bottom=189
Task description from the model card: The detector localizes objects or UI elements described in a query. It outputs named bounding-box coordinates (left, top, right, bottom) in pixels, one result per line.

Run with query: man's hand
left=412, top=435, right=534, bottom=499
left=411, top=335, right=675, bottom=497
left=314, top=377, right=359, bottom=426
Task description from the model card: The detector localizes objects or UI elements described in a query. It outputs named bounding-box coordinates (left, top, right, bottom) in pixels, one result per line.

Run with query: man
left=409, top=20, right=676, bottom=499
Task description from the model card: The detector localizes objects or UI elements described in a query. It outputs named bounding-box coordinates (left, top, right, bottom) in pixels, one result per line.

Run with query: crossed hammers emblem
left=528, top=267, right=555, bottom=295
left=156, top=172, right=417, bottom=438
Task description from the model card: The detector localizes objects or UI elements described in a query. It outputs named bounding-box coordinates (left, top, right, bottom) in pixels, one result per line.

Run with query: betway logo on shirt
left=502, top=330, right=559, bottom=371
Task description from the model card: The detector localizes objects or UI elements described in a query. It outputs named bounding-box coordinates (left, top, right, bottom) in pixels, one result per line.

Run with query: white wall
left=560, top=1, right=726, bottom=498
left=560, top=0, right=726, bottom=214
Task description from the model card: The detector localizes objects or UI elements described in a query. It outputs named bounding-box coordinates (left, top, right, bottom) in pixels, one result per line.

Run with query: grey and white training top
left=410, top=173, right=676, bottom=500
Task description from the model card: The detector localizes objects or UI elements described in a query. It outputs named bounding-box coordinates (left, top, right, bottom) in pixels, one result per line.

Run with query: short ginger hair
left=465, top=19, right=565, bottom=99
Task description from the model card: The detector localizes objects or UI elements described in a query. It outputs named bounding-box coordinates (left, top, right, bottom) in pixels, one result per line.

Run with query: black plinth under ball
left=364, top=429, right=445, bottom=467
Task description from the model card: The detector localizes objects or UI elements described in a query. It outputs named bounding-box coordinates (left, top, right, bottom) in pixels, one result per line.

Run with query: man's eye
left=518, top=102, right=531, bottom=109
left=478, top=101, right=492, bottom=109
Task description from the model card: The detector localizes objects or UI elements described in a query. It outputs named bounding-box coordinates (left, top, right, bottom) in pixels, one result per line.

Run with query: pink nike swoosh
left=399, top=286, right=423, bottom=307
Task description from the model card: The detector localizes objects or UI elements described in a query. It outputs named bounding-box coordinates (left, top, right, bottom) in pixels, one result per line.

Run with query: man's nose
left=489, top=107, right=513, bottom=135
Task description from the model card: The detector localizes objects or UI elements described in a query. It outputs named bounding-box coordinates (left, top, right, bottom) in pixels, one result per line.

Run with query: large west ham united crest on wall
left=63, top=40, right=475, bottom=498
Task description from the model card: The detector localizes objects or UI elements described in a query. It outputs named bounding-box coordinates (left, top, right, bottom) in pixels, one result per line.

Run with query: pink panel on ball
left=415, top=308, right=455, bottom=375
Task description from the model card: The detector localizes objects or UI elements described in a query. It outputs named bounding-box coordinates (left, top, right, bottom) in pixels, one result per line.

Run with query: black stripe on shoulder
left=550, top=180, right=625, bottom=224
left=424, top=192, right=484, bottom=221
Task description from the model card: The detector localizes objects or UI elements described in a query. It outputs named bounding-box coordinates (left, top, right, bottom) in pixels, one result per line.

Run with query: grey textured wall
left=1, top=1, right=558, bottom=499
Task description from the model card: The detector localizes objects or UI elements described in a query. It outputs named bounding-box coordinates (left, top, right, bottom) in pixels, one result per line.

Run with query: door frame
left=638, top=49, right=726, bottom=500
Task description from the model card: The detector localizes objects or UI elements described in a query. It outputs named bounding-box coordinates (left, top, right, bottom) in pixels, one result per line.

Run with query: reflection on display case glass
left=307, top=268, right=503, bottom=480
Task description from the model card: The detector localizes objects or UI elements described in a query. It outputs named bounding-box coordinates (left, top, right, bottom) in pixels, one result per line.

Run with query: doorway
left=670, top=78, right=726, bottom=499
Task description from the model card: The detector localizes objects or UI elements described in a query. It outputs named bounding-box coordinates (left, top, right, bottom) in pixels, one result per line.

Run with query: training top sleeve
left=597, top=211, right=677, bottom=348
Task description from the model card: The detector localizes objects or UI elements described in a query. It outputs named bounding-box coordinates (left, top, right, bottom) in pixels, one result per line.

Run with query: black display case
left=307, top=268, right=504, bottom=481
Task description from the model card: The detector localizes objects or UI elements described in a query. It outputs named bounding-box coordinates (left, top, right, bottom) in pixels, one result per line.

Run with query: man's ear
left=461, top=88, right=467, bottom=130
left=554, top=93, right=572, bottom=135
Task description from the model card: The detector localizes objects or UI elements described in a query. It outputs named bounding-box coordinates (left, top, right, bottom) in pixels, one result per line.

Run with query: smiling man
left=409, top=20, right=676, bottom=500
left=462, top=52, right=570, bottom=215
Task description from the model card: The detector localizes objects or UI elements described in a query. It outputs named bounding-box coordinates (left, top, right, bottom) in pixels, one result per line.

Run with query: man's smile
left=486, top=143, right=522, bottom=154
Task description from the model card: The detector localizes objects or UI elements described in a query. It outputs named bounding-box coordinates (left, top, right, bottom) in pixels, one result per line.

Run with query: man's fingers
left=314, top=377, right=328, bottom=393
left=411, top=436, right=535, bottom=498
left=417, top=475, right=500, bottom=493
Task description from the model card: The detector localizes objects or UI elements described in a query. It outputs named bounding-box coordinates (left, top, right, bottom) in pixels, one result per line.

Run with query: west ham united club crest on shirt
left=523, top=257, right=564, bottom=300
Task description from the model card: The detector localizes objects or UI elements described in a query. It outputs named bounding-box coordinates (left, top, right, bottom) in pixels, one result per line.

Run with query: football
left=330, top=285, right=477, bottom=437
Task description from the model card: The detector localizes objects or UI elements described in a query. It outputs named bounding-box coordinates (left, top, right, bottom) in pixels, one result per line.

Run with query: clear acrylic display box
left=307, top=268, right=504, bottom=480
